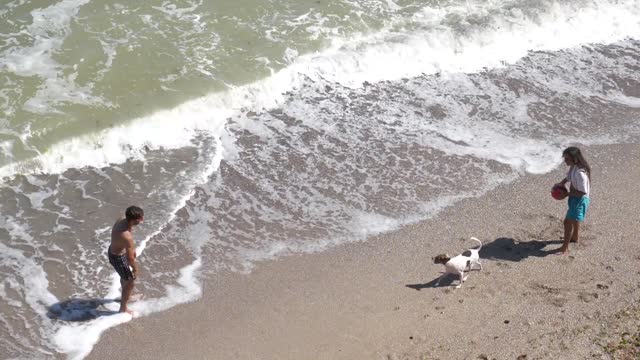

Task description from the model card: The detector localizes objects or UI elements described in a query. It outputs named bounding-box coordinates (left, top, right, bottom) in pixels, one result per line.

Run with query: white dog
left=433, top=237, right=483, bottom=288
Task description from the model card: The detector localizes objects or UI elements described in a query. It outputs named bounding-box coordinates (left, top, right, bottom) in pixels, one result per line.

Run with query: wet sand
left=88, top=143, right=640, bottom=360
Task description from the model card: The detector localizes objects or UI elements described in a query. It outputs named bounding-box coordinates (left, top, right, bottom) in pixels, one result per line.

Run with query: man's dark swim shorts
left=107, top=246, right=135, bottom=281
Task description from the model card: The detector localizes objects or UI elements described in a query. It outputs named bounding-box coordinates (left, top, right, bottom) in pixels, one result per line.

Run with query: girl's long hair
left=563, top=146, right=591, bottom=180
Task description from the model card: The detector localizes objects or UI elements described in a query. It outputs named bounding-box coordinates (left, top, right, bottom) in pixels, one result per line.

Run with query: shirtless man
left=107, top=206, right=144, bottom=314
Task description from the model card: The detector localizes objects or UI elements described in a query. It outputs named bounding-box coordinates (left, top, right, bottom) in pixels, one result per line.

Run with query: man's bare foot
left=119, top=308, right=134, bottom=315
left=554, top=248, right=569, bottom=255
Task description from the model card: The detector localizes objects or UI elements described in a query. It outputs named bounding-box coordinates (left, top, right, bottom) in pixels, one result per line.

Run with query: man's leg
left=119, top=279, right=135, bottom=314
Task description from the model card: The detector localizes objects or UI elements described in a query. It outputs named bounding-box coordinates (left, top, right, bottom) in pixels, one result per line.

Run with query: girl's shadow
left=47, top=298, right=120, bottom=322
left=479, top=237, right=563, bottom=262
left=406, top=237, right=563, bottom=291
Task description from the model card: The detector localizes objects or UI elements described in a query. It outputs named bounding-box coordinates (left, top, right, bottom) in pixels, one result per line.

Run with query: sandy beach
left=87, top=143, right=640, bottom=360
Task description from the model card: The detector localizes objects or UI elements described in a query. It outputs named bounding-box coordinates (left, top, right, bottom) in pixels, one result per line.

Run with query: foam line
left=1, top=0, right=638, bottom=180
left=52, top=137, right=223, bottom=358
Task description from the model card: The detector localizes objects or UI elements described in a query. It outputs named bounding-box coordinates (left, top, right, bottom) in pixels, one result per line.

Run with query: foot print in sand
left=477, top=354, right=500, bottom=360
left=604, top=264, right=614, bottom=272
left=530, top=283, right=561, bottom=295
left=596, top=284, right=609, bottom=290
left=555, top=254, right=575, bottom=261
left=578, top=291, right=599, bottom=303
left=595, top=283, right=611, bottom=298
left=550, top=296, right=569, bottom=307
left=529, top=283, right=568, bottom=307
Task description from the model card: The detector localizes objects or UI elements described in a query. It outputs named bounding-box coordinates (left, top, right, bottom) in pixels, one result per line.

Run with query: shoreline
left=88, top=143, right=640, bottom=359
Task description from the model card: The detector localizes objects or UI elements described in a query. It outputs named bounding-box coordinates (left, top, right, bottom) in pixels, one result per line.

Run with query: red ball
left=551, top=186, right=567, bottom=200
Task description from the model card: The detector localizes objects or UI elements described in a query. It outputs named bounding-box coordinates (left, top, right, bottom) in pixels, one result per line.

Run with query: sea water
left=1, top=0, right=640, bottom=358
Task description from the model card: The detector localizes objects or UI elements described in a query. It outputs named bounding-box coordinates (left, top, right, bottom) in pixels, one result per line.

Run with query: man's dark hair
left=125, top=206, right=144, bottom=221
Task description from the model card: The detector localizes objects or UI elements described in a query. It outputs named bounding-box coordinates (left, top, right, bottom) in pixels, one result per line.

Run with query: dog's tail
left=470, top=237, right=482, bottom=251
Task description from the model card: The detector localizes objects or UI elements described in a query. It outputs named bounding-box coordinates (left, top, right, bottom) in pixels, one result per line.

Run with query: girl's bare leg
left=558, top=218, right=575, bottom=254
left=570, top=221, right=580, bottom=243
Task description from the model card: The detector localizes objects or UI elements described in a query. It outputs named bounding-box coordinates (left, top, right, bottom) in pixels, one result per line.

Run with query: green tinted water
left=0, top=0, right=430, bottom=167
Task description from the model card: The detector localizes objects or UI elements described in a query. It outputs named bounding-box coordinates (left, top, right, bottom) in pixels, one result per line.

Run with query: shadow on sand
left=406, top=237, right=564, bottom=291
left=406, top=274, right=457, bottom=291
left=47, top=298, right=120, bottom=322
left=479, top=237, right=564, bottom=261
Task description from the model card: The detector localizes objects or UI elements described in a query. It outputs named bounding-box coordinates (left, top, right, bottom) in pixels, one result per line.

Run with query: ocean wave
left=1, top=0, right=639, bottom=180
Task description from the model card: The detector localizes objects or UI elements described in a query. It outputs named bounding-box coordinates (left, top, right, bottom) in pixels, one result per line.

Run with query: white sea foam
left=1, top=243, right=58, bottom=315
left=19, top=185, right=56, bottom=210
left=51, top=136, right=223, bottom=359
left=607, top=93, right=640, bottom=108
left=53, top=313, right=132, bottom=360
left=55, top=259, right=202, bottom=360
left=418, top=123, right=563, bottom=174
left=277, top=0, right=640, bottom=86
left=1, top=0, right=637, bottom=180
left=0, top=239, right=59, bottom=354
left=0, top=0, right=106, bottom=113
left=0, top=99, right=230, bottom=178
left=229, top=184, right=517, bottom=273
left=0, top=140, right=14, bottom=163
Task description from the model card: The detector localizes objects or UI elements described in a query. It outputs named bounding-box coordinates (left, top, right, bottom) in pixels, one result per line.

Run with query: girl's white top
left=566, top=166, right=590, bottom=197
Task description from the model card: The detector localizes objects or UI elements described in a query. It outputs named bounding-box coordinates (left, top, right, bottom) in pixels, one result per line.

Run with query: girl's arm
left=567, top=188, right=586, bottom=197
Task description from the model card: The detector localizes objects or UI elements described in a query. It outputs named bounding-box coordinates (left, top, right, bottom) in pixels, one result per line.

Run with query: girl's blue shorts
left=566, top=196, right=590, bottom=222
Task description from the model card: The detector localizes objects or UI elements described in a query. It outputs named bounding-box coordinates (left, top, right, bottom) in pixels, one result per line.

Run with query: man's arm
left=124, top=233, right=138, bottom=277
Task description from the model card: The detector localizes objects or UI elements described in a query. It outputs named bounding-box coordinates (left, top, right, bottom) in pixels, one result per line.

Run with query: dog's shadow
left=406, top=237, right=563, bottom=291
left=406, top=274, right=457, bottom=290
left=47, top=298, right=120, bottom=322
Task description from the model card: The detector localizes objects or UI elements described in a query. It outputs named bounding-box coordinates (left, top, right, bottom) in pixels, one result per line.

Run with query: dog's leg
left=455, top=271, right=465, bottom=289
left=469, top=260, right=482, bottom=271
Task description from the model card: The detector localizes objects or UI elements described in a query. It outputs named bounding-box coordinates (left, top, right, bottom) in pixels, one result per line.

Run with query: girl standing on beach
left=555, top=146, right=591, bottom=255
